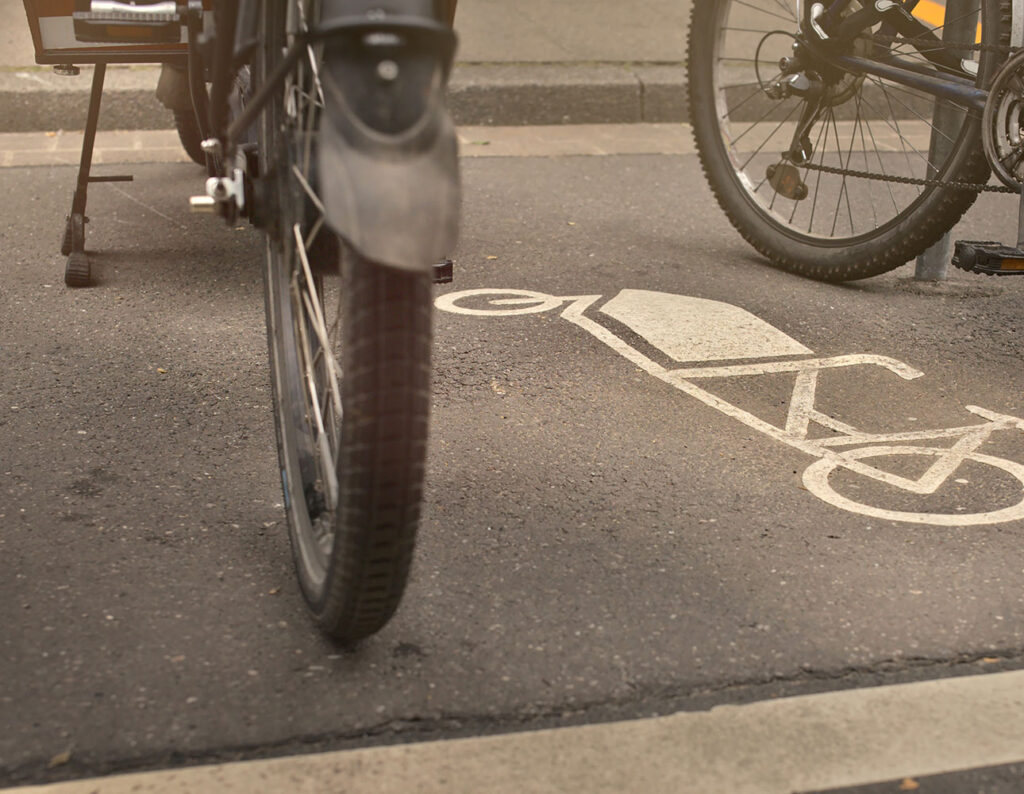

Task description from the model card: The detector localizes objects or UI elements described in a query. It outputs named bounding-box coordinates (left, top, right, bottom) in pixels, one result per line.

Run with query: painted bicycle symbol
left=436, top=288, right=1024, bottom=526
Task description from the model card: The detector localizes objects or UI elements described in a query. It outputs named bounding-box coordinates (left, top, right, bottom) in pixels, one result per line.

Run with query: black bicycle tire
left=314, top=255, right=431, bottom=639
left=687, top=0, right=1009, bottom=282
left=263, top=247, right=432, bottom=642
left=173, top=108, right=206, bottom=167
left=258, top=0, right=432, bottom=643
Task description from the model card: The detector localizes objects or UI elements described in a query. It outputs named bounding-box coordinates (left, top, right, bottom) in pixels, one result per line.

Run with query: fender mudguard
left=316, top=4, right=460, bottom=272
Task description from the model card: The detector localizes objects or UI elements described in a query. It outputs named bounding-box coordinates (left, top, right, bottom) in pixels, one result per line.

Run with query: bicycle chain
left=794, top=30, right=1022, bottom=192
left=799, top=160, right=1019, bottom=192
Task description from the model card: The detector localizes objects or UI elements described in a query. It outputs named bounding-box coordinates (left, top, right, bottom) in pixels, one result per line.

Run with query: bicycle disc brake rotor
left=983, top=49, right=1024, bottom=189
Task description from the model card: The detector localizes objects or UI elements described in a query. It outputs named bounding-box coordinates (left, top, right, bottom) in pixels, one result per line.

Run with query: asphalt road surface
left=3, top=130, right=1024, bottom=790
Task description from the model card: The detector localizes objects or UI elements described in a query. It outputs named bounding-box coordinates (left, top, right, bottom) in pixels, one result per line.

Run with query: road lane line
left=7, top=669, right=1024, bottom=793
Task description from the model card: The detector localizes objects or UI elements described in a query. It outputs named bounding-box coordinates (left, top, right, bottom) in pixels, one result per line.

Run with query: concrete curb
left=0, top=63, right=688, bottom=132
left=7, top=670, right=1024, bottom=793
left=450, top=64, right=688, bottom=126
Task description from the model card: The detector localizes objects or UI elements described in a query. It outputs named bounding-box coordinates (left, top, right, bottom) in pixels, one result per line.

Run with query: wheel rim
left=707, top=0, right=989, bottom=244
left=263, top=0, right=341, bottom=596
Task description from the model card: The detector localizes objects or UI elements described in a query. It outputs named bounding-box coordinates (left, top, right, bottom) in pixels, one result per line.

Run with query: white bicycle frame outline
left=437, top=289, right=1024, bottom=526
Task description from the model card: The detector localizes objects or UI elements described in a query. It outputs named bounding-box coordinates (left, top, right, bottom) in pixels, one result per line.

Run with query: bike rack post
left=915, top=0, right=979, bottom=280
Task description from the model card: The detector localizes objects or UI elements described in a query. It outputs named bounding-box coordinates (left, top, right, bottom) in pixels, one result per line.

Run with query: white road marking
left=434, top=288, right=569, bottom=316
left=803, top=447, right=1024, bottom=526
left=599, top=289, right=812, bottom=362
left=436, top=288, right=1024, bottom=525
left=9, top=669, right=1024, bottom=793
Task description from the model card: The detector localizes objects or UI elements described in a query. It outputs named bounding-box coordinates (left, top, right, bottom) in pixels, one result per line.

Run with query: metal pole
left=1017, top=188, right=1024, bottom=248
left=915, top=0, right=979, bottom=280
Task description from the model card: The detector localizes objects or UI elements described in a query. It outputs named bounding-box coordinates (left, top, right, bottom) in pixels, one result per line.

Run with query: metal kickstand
left=60, top=62, right=134, bottom=287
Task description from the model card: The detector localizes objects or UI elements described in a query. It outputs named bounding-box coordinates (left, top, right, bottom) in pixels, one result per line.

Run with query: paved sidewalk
left=2, top=0, right=692, bottom=131
left=0, top=125, right=697, bottom=167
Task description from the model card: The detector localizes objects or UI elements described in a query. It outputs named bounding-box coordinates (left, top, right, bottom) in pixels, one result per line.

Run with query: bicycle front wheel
left=259, top=0, right=432, bottom=643
left=688, top=0, right=1007, bottom=281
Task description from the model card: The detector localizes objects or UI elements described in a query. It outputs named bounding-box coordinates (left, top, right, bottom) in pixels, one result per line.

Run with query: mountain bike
left=688, top=0, right=1024, bottom=281
left=47, top=0, right=460, bottom=643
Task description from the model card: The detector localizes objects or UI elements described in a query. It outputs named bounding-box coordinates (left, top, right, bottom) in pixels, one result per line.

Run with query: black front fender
left=316, top=2, right=460, bottom=272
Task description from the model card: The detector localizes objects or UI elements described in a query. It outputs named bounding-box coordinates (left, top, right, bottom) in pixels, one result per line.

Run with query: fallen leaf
left=268, top=587, right=280, bottom=595
left=567, top=221, right=576, bottom=226
left=157, top=368, right=167, bottom=374
left=46, top=131, right=57, bottom=138
left=47, top=751, right=71, bottom=768
left=485, top=255, right=498, bottom=260
left=981, top=657, right=1002, bottom=664
left=899, top=779, right=919, bottom=791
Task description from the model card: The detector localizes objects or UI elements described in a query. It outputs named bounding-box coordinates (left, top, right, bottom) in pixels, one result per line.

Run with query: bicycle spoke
left=738, top=102, right=802, bottom=171
left=730, top=0, right=796, bottom=25
left=700, top=0, right=988, bottom=269
left=719, top=80, right=787, bottom=127
left=292, top=164, right=327, bottom=216
left=690, top=0, right=1002, bottom=284
left=827, top=110, right=855, bottom=236
left=803, top=118, right=830, bottom=232
left=294, top=224, right=343, bottom=419
left=859, top=82, right=932, bottom=175
left=854, top=97, right=890, bottom=224
left=295, top=292, right=340, bottom=511
left=860, top=79, right=962, bottom=148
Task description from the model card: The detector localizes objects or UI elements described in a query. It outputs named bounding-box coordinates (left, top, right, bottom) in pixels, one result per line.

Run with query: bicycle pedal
left=432, top=259, right=453, bottom=284
left=952, top=241, right=1024, bottom=276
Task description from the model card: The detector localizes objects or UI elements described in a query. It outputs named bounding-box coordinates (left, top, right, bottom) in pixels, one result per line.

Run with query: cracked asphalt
left=3, top=141, right=1024, bottom=788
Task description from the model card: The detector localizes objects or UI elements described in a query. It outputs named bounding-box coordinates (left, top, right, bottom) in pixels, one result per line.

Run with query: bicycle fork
left=195, top=0, right=460, bottom=274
